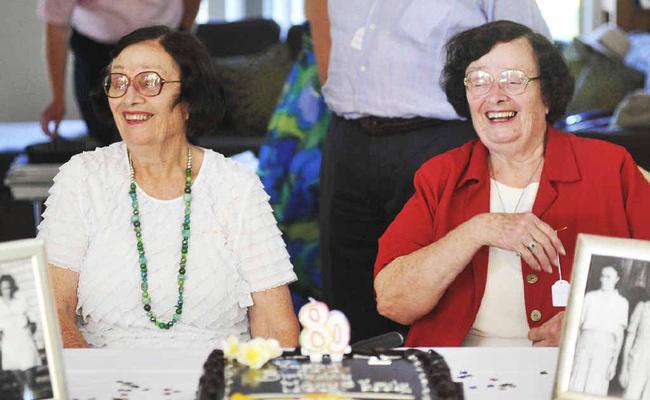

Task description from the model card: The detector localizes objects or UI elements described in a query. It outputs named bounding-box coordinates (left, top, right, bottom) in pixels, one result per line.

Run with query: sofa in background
left=192, top=18, right=304, bottom=156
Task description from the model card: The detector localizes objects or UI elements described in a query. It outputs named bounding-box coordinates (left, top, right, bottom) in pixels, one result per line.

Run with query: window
left=537, top=0, right=582, bottom=41
left=197, top=0, right=306, bottom=35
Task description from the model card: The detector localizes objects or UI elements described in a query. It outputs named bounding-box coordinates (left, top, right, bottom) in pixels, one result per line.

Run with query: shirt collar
left=457, top=125, right=581, bottom=189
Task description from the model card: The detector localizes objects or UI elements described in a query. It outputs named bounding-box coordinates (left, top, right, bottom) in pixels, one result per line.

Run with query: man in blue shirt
left=309, top=0, right=551, bottom=342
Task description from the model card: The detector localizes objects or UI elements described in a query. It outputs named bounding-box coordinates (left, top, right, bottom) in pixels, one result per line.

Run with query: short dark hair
left=93, top=25, right=224, bottom=137
left=0, top=274, right=18, bottom=299
left=442, top=20, right=573, bottom=123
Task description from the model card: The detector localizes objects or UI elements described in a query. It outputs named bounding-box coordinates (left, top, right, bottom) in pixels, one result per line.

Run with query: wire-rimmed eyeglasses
left=463, top=69, right=540, bottom=96
left=103, top=71, right=181, bottom=98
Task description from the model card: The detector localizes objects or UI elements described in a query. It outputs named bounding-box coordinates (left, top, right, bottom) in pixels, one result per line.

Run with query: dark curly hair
left=442, top=20, right=573, bottom=124
left=92, top=25, right=224, bottom=137
left=0, top=274, right=18, bottom=299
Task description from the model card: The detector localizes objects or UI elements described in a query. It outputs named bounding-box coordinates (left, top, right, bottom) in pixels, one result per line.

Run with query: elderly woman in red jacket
left=374, top=21, right=650, bottom=347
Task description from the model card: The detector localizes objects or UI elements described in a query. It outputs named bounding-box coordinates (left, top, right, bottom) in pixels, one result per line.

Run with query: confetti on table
left=456, top=370, right=473, bottom=379
left=498, top=383, right=517, bottom=390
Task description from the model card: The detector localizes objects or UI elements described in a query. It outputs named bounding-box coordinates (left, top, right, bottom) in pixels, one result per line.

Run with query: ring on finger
left=525, top=239, right=538, bottom=251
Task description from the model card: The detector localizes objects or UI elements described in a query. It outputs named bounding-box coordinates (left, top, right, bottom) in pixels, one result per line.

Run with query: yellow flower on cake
left=262, top=338, right=283, bottom=358
left=222, top=335, right=240, bottom=360
left=237, top=338, right=271, bottom=369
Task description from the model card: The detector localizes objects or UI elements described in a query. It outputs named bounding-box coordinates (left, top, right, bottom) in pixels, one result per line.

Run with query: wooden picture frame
left=0, top=239, right=67, bottom=399
left=554, top=234, right=650, bottom=400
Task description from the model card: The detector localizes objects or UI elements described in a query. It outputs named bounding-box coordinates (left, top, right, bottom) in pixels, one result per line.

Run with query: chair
left=192, top=19, right=298, bottom=156
left=195, top=18, right=281, bottom=57
left=556, top=112, right=650, bottom=170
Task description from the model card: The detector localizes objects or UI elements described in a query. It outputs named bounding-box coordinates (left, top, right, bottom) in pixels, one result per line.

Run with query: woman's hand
left=528, top=311, right=564, bottom=346
left=40, top=100, right=65, bottom=138
left=477, top=212, right=565, bottom=274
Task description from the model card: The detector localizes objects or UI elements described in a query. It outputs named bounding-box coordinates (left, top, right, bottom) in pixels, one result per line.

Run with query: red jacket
left=374, top=127, right=650, bottom=347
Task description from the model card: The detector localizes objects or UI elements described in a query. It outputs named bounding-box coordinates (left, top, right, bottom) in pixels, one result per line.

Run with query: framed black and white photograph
left=0, top=239, right=67, bottom=400
left=555, top=234, right=650, bottom=400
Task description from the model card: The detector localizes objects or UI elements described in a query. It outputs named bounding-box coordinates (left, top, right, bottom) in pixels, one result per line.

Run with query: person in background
left=620, top=290, right=650, bottom=400
left=374, top=21, right=650, bottom=348
left=38, top=26, right=299, bottom=348
left=37, top=0, right=200, bottom=145
left=570, top=265, right=629, bottom=396
left=308, top=0, right=551, bottom=342
left=256, top=20, right=331, bottom=310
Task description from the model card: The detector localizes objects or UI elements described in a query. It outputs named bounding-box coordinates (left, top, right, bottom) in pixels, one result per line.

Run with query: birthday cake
left=198, top=299, right=461, bottom=399
left=198, top=348, right=463, bottom=400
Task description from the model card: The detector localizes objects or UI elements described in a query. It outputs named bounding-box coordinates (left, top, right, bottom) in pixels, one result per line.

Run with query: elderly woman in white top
left=37, top=26, right=299, bottom=348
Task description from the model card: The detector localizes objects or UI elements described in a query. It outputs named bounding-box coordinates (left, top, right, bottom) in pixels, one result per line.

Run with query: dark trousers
left=70, top=30, right=120, bottom=145
left=319, top=114, right=477, bottom=343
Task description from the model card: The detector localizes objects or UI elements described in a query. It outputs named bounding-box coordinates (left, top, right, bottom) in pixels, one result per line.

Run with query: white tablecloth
left=62, top=347, right=559, bottom=400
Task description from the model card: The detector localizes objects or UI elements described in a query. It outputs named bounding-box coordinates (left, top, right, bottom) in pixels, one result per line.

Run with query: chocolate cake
left=198, top=348, right=463, bottom=400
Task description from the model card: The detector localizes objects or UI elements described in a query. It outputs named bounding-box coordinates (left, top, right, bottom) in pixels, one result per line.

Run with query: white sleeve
left=36, top=0, right=76, bottom=26
left=485, top=0, right=552, bottom=40
left=233, top=173, right=297, bottom=293
left=37, top=156, right=89, bottom=273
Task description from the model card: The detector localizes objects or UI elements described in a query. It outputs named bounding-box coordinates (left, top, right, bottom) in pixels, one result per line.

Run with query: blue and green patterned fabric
left=257, top=32, right=330, bottom=310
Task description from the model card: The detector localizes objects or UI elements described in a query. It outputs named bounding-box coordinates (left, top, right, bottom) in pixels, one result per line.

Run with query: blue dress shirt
left=323, top=0, right=551, bottom=120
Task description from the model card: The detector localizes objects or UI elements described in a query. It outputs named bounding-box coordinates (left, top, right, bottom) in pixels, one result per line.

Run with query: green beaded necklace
left=128, top=147, right=192, bottom=330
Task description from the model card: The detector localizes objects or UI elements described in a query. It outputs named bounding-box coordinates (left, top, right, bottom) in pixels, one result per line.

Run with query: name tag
left=552, top=280, right=571, bottom=307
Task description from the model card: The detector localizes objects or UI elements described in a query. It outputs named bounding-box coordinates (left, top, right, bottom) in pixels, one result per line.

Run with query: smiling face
left=465, top=38, right=549, bottom=154
left=108, top=40, right=187, bottom=146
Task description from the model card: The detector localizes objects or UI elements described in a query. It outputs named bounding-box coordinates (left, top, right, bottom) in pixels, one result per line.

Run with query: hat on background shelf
left=611, top=90, right=650, bottom=128
left=578, top=23, right=630, bottom=59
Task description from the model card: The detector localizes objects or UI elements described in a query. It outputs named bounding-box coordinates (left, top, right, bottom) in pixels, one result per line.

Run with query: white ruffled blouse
left=37, top=143, right=297, bottom=348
